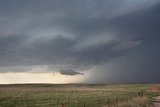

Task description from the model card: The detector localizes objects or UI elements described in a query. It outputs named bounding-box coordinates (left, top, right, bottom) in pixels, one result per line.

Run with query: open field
left=0, top=84, right=160, bottom=107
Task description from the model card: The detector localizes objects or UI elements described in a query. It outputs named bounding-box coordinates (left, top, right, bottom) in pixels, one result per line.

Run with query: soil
left=147, top=86, right=160, bottom=92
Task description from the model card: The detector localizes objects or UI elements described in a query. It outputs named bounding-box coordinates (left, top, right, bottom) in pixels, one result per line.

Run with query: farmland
left=0, top=84, right=160, bottom=107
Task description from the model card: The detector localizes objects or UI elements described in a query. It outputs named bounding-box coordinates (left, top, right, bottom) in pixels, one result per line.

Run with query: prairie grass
left=0, top=84, right=159, bottom=107
left=103, top=97, right=153, bottom=107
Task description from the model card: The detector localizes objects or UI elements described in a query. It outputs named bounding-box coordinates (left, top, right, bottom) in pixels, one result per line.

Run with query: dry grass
left=0, top=84, right=159, bottom=107
left=103, top=97, right=152, bottom=107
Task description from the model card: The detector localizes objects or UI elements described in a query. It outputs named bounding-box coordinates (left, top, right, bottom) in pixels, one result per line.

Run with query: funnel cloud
left=60, top=68, right=84, bottom=76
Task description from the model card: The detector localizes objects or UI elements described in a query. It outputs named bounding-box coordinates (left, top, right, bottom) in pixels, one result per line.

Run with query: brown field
left=0, top=84, right=160, bottom=107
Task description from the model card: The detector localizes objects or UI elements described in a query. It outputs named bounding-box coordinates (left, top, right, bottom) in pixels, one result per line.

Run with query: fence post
left=138, top=92, right=141, bottom=96
left=121, top=97, right=124, bottom=102
left=116, top=97, right=118, bottom=105
left=98, top=99, right=100, bottom=107
left=107, top=98, right=110, bottom=107
left=83, top=101, right=85, bottom=107
left=13, top=100, right=15, bottom=107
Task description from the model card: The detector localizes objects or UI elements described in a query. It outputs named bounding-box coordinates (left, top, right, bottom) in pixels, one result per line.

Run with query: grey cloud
left=84, top=42, right=160, bottom=83
left=0, top=0, right=160, bottom=83
left=0, top=33, right=143, bottom=73
left=59, top=68, right=84, bottom=76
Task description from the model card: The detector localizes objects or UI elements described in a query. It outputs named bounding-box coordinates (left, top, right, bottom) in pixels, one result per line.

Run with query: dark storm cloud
left=0, top=0, right=160, bottom=79
left=84, top=42, right=160, bottom=83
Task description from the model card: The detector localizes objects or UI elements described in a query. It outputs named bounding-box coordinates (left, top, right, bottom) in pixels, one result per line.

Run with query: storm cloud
left=0, top=0, right=160, bottom=82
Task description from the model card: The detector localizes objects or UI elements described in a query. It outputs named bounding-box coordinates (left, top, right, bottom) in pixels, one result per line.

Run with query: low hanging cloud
left=59, top=68, right=84, bottom=76
left=0, top=0, right=160, bottom=76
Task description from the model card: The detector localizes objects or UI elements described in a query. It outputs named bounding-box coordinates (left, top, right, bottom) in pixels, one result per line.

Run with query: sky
left=0, top=0, right=160, bottom=84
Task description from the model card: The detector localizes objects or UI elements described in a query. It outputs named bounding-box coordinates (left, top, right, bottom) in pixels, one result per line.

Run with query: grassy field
left=0, top=84, right=159, bottom=107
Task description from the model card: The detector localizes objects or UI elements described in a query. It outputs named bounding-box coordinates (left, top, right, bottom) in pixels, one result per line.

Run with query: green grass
left=0, top=84, right=159, bottom=107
